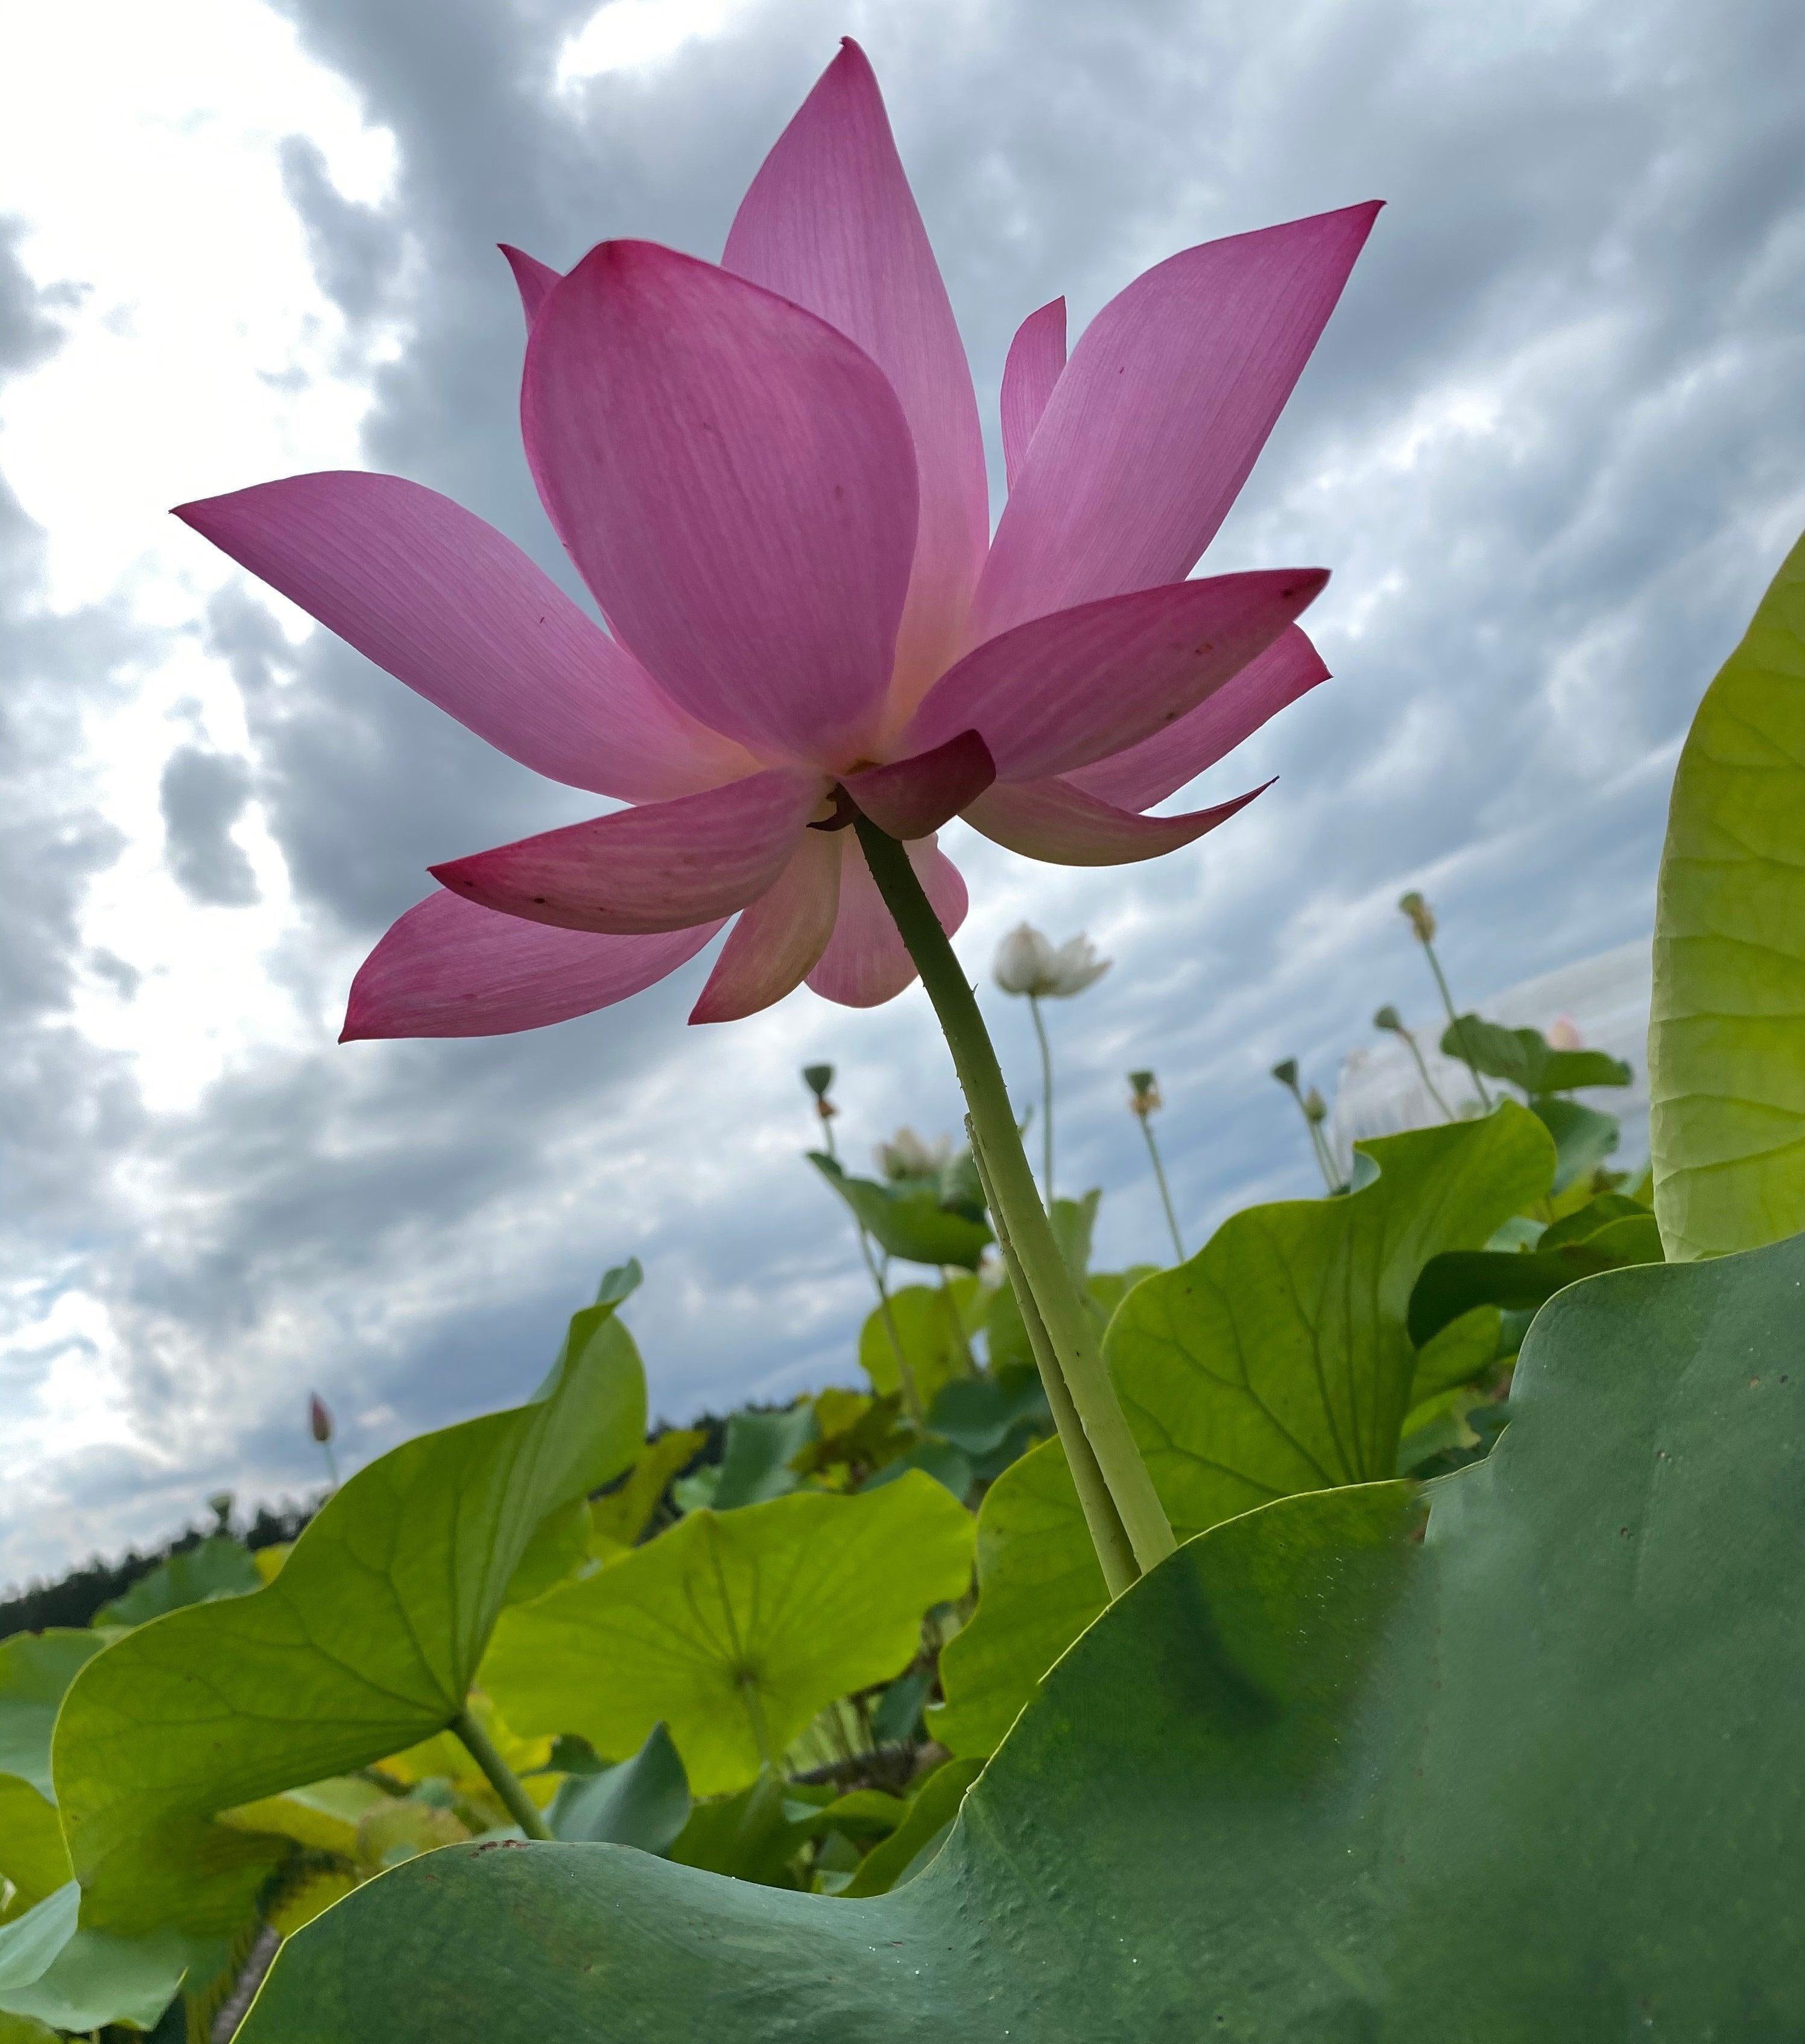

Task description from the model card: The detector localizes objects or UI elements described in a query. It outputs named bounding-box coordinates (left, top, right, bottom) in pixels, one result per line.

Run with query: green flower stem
left=450, top=1706, right=552, bottom=1841
left=1399, top=1025, right=1456, bottom=1121
left=1421, top=938, right=1491, bottom=1110
left=819, top=1106, right=921, bottom=1419
left=938, top=1269, right=976, bottom=1379
left=1028, top=992, right=1056, bottom=1201
left=1284, top=1091, right=1339, bottom=1193
left=1138, top=1116, right=1186, bottom=1262
left=862, top=1235, right=921, bottom=1422
left=968, top=1122, right=1139, bottom=1598
left=855, top=815, right=1175, bottom=1577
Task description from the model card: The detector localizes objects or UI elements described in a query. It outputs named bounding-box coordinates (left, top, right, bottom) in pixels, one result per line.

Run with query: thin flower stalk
left=1399, top=892, right=1491, bottom=1110
left=308, top=1393, right=340, bottom=1490
left=1373, top=1004, right=1455, bottom=1121
left=1128, top=1071, right=1184, bottom=1261
left=1029, top=995, right=1056, bottom=1198
left=993, top=924, right=1110, bottom=1205
left=804, top=1068, right=921, bottom=1420
left=1272, top=1060, right=1341, bottom=1194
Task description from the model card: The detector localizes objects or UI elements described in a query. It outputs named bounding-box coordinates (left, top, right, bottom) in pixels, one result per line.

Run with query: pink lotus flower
left=177, top=42, right=1376, bottom=1040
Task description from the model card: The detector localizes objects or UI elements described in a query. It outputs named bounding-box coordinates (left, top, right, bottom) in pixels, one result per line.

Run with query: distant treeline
left=0, top=1501, right=317, bottom=1638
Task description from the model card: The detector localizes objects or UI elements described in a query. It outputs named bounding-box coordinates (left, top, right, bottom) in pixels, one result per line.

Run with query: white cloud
left=555, top=0, right=750, bottom=89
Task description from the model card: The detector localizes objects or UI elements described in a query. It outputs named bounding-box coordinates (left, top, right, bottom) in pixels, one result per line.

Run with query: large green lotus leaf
left=1531, top=1093, right=1620, bottom=1192
left=548, top=1724, right=691, bottom=1853
left=52, top=1301, right=645, bottom=1935
left=1084, top=1262, right=1160, bottom=1321
left=935, top=1104, right=1551, bottom=1753
left=0, top=1884, right=200, bottom=2033
left=709, top=1403, right=817, bottom=1510
left=1441, top=1014, right=1631, bottom=1095
left=242, top=1230, right=1805, bottom=2039
left=1651, top=530, right=1805, bottom=1259
left=0, top=1633, right=107, bottom=1805
left=0, top=1785, right=65, bottom=1918
left=482, top=1475, right=973, bottom=1796
left=840, top=1756, right=984, bottom=1898
left=926, top=1437, right=1107, bottom=1758
left=858, top=1280, right=981, bottom=1410
left=1048, top=1189, right=1101, bottom=1281
left=1405, top=1303, right=1502, bottom=1405
left=589, top=1429, right=707, bottom=1557
left=925, top=1366, right=1049, bottom=1458
left=808, top=1154, right=991, bottom=1269
left=0, top=1632, right=106, bottom=1906
left=92, top=1534, right=261, bottom=1628
left=0, top=2010, right=57, bottom=2043
left=1407, top=1213, right=1664, bottom=1344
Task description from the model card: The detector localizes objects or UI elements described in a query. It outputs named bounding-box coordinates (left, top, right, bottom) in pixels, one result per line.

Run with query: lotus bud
left=1373, top=1004, right=1403, bottom=1034
left=1303, top=1085, right=1328, bottom=1125
left=1271, top=1057, right=1300, bottom=1092
left=1547, top=1015, right=1582, bottom=1049
left=801, top=1062, right=837, bottom=1123
left=993, top=923, right=1111, bottom=999
left=1398, top=891, right=1437, bottom=943
left=1127, top=1069, right=1161, bottom=1117
left=309, top=1393, right=333, bottom=1444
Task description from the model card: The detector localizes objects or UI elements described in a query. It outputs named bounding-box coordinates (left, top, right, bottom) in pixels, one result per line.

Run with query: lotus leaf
left=935, top=1104, right=1551, bottom=1752
left=51, top=1299, right=644, bottom=1935
left=1650, top=529, right=1805, bottom=1258
left=242, top=1232, right=1805, bottom=2038
left=482, top=1475, right=973, bottom=1795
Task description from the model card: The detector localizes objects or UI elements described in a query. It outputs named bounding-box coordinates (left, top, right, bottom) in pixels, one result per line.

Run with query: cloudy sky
left=2, top=0, right=1801, bottom=1586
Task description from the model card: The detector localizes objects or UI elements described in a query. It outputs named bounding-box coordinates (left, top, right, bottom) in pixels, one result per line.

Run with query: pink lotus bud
left=1547, top=1015, right=1582, bottom=1049
left=309, top=1393, right=333, bottom=1444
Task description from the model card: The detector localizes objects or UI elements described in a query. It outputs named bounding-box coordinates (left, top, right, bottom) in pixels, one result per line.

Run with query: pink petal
left=342, top=890, right=722, bottom=1040
left=724, top=39, right=987, bottom=707
left=964, top=776, right=1268, bottom=866
left=523, top=239, right=918, bottom=767
left=1067, top=625, right=1329, bottom=811
left=842, top=729, right=994, bottom=840
left=806, top=834, right=967, bottom=1008
left=429, top=770, right=821, bottom=935
left=175, top=473, right=748, bottom=803
left=899, top=572, right=1326, bottom=785
left=689, top=828, right=842, bottom=1024
left=500, top=244, right=559, bottom=326
left=970, top=203, right=1381, bottom=642
left=1000, top=297, right=1066, bottom=491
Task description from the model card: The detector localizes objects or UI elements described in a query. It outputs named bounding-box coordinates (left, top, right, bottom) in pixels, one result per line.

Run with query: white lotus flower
left=992, top=923, right=1111, bottom=1000
left=874, top=1126, right=952, bottom=1181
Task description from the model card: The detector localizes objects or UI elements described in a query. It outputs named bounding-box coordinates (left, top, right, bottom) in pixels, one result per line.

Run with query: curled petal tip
left=499, top=244, right=560, bottom=326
